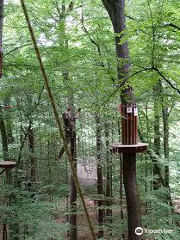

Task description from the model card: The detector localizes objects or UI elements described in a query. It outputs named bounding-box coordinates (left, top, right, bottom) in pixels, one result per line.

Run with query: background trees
left=0, top=0, right=180, bottom=239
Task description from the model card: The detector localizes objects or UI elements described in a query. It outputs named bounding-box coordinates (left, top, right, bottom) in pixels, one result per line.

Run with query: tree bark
left=162, top=106, right=169, bottom=187
left=160, top=82, right=172, bottom=208
left=0, top=0, right=13, bottom=185
left=62, top=110, right=77, bottom=240
left=96, top=114, right=104, bottom=238
left=28, top=124, right=36, bottom=183
left=101, top=0, right=129, bottom=86
left=105, top=122, right=112, bottom=221
left=4, top=98, right=14, bottom=143
left=153, top=82, right=161, bottom=190
left=69, top=130, right=77, bottom=240
left=123, top=153, right=141, bottom=240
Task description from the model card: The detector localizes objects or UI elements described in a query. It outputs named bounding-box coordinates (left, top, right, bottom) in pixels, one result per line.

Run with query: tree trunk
left=68, top=124, right=77, bottom=240
left=0, top=0, right=13, bottom=187
left=0, top=108, right=9, bottom=161
left=28, top=123, right=36, bottom=183
left=123, top=153, right=141, bottom=240
left=163, top=106, right=169, bottom=187
left=118, top=118, right=124, bottom=221
left=105, top=122, right=112, bottom=222
left=153, top=82, right=161, bottom=190
left=0, top=2, right=19, bottom=240
left=2, top=223, right=7, bottom=240
left=69, top=129, right=77, bottom=240
left=101, top=0, right=129, bottom=85
left=160, top=82, right=172, bottom=208
left=4, top=98, right=14, bottom=143
left=54, top=3, right=78, bottom=238
left=96, top=114, right=104, bottom=238
left=62, top=109, right=77, bottom=240
left=101, top=1, right=141, bottom=239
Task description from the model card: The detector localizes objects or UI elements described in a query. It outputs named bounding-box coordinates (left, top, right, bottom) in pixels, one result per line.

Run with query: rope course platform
left=0, top=105, right=17, bottom=109
left=0, top=161, right=16, bottom=175
left=111, top=142, right=148, bottom=154
left=0, top=161, right=16, bottom=169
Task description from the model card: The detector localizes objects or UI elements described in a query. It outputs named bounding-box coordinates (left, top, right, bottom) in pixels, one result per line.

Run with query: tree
left=101, top=1, right=142, bottom=239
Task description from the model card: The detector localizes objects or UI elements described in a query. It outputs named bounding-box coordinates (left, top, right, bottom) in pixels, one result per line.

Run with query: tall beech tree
left=1, top=0, right=180, bottom=239
left=0, top=1, right=17, bottom=239
left=101, top=1, right=141, bottom=239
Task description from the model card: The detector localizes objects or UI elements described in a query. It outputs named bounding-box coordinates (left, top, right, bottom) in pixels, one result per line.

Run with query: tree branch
left=152, top=66, right=180, bottom=95
left=4, top=43, right=32, bottom=57
left=81, top=8, right=115, bottom=82
left=163, top=22, right=180, bottom=31
left=100, top=67, right=153, bottom=105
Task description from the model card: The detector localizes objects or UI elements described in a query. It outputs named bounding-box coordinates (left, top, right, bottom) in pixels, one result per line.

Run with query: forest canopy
left=0, top=0, right=180, bottom=240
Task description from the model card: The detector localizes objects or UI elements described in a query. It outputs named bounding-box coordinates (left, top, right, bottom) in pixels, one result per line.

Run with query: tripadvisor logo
left=135, top=227, right=143, bottom=235
left=135, top=227, right=174, bottom=235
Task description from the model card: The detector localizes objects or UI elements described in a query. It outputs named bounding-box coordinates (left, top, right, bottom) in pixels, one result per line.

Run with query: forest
left=0, top=0, right=180, bottom=240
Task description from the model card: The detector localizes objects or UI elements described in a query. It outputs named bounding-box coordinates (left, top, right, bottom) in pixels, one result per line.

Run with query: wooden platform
left=111, top=142, right=148, bottom=153
left=0, top=161, right=16, bottom=169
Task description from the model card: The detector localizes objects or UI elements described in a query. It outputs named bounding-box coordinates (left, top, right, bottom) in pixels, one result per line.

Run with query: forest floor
left=56, top=196, right=99, bottom=240
left=55, top=195, right=124, bottom=240
left=1, top=160, right=180, bottom=240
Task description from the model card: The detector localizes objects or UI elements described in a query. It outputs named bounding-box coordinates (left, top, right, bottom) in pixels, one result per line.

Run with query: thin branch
left=81, top=8, right=115, bottom=82
left=17, top=84, right=45, bottom=166
left=100, top=67, right=153, bottom=105
left=147, top=0, right=156, bottom=67
left=100, top=64, right=180, bottom=106
left=153, top=66, right=180, bottom=95
left=125, top=15, right=137, bottom=21
left=4, top=43, right=32, bottom=57
left=163, top=22, right=180, bottom=31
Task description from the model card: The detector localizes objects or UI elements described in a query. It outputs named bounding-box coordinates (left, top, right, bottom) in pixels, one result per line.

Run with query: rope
left=19, top=1, right=97, bottom=239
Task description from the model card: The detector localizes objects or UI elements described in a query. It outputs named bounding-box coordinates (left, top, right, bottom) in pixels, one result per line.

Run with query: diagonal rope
left=19, top=1, right=97, bottom=239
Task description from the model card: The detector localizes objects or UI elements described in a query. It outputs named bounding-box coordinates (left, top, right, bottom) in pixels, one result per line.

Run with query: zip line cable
left=19, top=0, right=97, bottom=239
